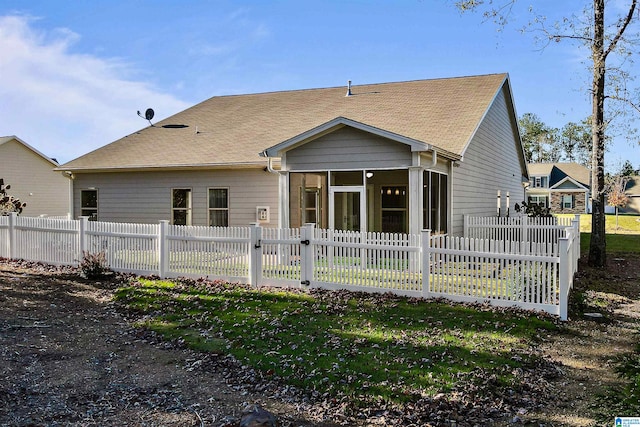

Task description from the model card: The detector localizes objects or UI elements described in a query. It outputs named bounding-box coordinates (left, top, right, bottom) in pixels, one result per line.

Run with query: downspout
left=260, top=151, right=287, bottom=228
left=261, top=151, right=279, bottom=174
left=427, top=148, right=437, bottom=168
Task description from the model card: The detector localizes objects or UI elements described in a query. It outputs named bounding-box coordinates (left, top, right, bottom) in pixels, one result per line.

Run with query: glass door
left=329, top=186, right=365, bottom=231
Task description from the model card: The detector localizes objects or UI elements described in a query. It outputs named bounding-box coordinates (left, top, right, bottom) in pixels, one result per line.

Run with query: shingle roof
left=528, top=162, right=591, bottom=188
left=60, top=73, right=509, bottom=171
left=625, top=176, right=640, bottom=196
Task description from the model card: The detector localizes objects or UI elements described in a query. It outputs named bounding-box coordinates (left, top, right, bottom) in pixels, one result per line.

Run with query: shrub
left=514, top=200, right=552, bottom=218
left=79, top=251, right=110, bottom=279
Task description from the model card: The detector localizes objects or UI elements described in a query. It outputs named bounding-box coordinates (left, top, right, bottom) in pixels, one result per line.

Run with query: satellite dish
left=137, top=108, right=155, bottom=126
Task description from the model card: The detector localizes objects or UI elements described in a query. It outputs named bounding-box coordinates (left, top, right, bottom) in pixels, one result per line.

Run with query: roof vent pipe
left=346, top=80, right=352, bottom=97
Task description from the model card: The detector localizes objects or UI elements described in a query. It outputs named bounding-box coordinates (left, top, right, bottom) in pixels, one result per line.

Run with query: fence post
left=558, top=237, right=569, bottom=321
left=249, top=223, right=262, bottom=287
left=158, top=220, right=169, bottom=278
left=421, top=229, right=431, bottom=299
left=78, top=216, right=89, bottom=262
left=463, top=215, right=469, bottom=239
left=300, top=223, right=315, bottom=288
left=573, top=214, right=581, bottom=262
left=8, top=212, right=17, bottom=260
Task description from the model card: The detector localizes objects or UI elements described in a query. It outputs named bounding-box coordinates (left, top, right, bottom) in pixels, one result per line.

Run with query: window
left=381, top=186, right=407, bottom=233
left=208, top=188, right=228, bottom=227
left=80, top=190, right=98, bottom=221
left=562, top=194, right=574, bottom=210
left=534, top=177, right=542, bottom=188
left=301, top=188, right=321, bottom=225
left=172, top=189, right=192, bottom=225
left=423, top=171, right=448, bottom=234
left=289, top=172, right=328, bottom=228
left=528, top=195, right=548, bottom=208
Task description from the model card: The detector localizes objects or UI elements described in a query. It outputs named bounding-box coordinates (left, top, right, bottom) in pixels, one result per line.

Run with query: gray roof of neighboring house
left=528, top=162, right=591, bottom=188
left=625, top=176, right=640, bottom=196
left=59, top=73, right=514, bottom=172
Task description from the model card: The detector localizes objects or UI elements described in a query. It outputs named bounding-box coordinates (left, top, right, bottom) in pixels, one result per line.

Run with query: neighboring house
left=0, top=136, right=71, bottom=217
left=621, top=175, right=640, bottom=214
left=526, top=163, right=590, bottom=214
left=58, top=73, right=528, bottom=236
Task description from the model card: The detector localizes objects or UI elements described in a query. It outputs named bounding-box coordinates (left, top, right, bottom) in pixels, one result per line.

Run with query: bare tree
left=455, top=0, right=639, bottom=267
left=606, top=174, right=630, bottom=231
left=0, top=178, right=26, bottom=215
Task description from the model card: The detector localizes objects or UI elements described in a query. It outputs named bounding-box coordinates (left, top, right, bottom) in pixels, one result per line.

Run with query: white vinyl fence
left=0, top=213, right=580, bottom=320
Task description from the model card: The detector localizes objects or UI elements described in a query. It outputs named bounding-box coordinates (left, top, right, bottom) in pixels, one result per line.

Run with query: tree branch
left=603, top=0, right=637, bottom=59
left=608, top=94, right=640, bottom=115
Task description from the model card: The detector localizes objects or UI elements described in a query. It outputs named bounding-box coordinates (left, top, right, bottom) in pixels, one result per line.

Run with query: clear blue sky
left=1, top=1, right=638, bottom=171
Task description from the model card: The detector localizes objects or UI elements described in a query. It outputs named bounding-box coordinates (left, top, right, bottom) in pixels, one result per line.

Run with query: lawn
left=557, top=213, right=640, bottom=234
left=114, top=278, right=556, bottom=408
left=556, top=213, right=640, bottom=254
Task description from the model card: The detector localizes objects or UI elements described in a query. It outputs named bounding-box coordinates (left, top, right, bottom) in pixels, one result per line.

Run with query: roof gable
left=0, top=135, right=59, bottom=167
left=263, top=117, right=433, bottom=157
left=551, top=176, right=588, bottom=190
left=528, top=163, right=590, bottom=188
left=60, top=73, right=512, bottom=172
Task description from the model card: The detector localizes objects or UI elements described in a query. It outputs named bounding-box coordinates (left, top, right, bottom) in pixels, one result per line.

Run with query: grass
left=556, top=213, right=640, bottom=253
left=114, top=278, right=556, bottom=407
left=580, top=233, right=640, bottom=254
left=557, top=213, right=640, bottom=234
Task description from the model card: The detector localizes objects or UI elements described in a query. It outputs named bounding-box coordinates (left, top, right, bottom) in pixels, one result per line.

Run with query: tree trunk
left=588, top=0, right=607, bottom=267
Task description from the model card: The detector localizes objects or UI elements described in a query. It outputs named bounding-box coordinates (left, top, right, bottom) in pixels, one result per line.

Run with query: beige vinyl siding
left=451, top=86, right=525, bottom=235
left=285, top=127, right=412, bottom=171
left=72, top=169, right=279, bottom=227
left=0, top=139, right=70, bottom=217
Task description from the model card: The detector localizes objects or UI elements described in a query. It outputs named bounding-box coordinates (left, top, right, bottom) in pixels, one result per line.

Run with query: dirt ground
left=0, top=256, right=639, bottom=427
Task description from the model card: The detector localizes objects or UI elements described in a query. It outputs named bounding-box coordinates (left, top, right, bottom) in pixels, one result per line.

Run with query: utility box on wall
left=256, top=206, right=270, bottom=224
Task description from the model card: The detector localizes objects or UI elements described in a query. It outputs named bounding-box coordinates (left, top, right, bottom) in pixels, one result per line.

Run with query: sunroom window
left=423, top=171, right=448, bottom=234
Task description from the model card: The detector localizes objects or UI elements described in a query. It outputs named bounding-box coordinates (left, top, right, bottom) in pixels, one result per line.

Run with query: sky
left=0, top=0, right=639, bottom=171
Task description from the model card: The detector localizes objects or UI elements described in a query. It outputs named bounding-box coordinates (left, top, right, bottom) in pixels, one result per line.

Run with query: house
left=58, top=73, right=528, bottom=236
left=621, top=176, right=640, bottom=214
left=526, top=163, right=590, bottom=214
left=0, top=136, right=71, bottom=217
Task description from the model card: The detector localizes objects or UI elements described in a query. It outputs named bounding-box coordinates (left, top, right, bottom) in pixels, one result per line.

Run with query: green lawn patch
left=557, top=213, right=640, bottom=234
left=114, top=278, right=556, bottom=407
left=580, top=233, right=640, bottom=254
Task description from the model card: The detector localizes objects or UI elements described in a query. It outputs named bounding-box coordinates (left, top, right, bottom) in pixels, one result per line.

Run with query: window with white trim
left=172, top=188, right=192, bottom=225
left=527, top=195, right=548, bottom=208
left=208, top=188, right=229, bottom=227
left=562, top=194, right=574, bottom=209
left=80, top=189, right=98, bottom=221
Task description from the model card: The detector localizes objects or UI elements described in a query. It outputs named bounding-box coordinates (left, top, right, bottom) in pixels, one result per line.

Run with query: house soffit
left=261, top=117, right=432, bottom=158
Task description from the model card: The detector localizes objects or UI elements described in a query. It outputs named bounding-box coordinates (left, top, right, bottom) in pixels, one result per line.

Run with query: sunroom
left=262, top=117, right=453, bottom=236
